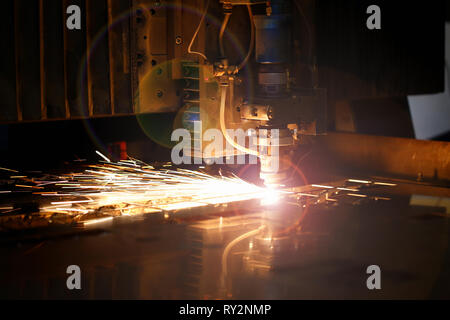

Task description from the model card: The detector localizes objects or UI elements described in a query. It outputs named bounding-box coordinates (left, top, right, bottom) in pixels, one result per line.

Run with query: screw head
left=175, top=36, right=182, bottom=45
left=156, top=90, right=163, bottom=98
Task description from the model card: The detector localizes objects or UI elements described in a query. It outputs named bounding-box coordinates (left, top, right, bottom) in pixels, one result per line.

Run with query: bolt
left=136, top=53, right=145, bottom=67
left=175, top=36, right=182, bottom=45
left=136, top=8, right=144, bottom=23
left=156, top=90, right=163, bottom=98
left=417, top=172, right=423, bottom=182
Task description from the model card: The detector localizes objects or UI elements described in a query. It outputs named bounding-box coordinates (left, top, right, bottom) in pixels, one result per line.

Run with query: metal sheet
left=0, top=176, right=450, bottom=299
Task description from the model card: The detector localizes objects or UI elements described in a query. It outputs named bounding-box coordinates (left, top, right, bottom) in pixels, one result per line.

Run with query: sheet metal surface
left=0, top=178, right=449, bottom=299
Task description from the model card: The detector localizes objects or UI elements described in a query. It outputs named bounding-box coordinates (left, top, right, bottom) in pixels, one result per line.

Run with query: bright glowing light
left=373, top=182, right=397, bottom=186
left=95, top=150, right=111, bottom=162
left=348, top=179, right=371, bottom=184
left=25, top=158, right=276, bottom=224
left=347, top=193, right=368, bottom=198
left=311, top=184, right=334, bottom=189
left=83, top=217, right=113, bottom=226
left=260, top=188, right=280, bottom=206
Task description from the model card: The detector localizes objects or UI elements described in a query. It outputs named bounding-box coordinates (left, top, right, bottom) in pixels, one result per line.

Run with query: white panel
left=408, top=23, right=450, bottom=140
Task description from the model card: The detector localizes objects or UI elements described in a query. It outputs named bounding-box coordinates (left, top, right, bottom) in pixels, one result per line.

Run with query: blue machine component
left=254, top=0, right=290, bottom=64
left=254, top=14, right=290, bottom=64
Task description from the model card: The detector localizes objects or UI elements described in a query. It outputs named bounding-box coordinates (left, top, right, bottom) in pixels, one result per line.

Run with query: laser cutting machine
left=133, top=0, right=328, bottom=187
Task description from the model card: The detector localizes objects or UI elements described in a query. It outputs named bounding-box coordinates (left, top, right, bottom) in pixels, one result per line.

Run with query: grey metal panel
left=43, top=0, right=66, bottom=119
left=108, top=0, right=133, bottom=114
left=15, top=0, right=42, bottom=121
left=63, top=0, right=88, bottom=118
left=86, top=0, right=112, bottom=116
left=0, top=0, right=17, bottom=122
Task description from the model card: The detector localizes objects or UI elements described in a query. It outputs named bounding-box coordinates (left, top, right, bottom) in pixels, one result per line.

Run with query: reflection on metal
left=410, top=195, right=450, bottom=214
left=318, top=133, right=450, bottom=182
left=290, top=178, right=396, bottom=206
left=185, top=214, right=263, bottom=299
left=2, top=171, right=450, bottom=299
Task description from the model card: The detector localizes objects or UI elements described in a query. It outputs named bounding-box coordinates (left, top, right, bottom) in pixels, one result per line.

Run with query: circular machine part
left=253, top=128, right=294, bottom=187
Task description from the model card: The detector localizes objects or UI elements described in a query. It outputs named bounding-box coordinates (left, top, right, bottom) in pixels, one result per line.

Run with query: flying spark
left=19, top=158, right=283, bottom=224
